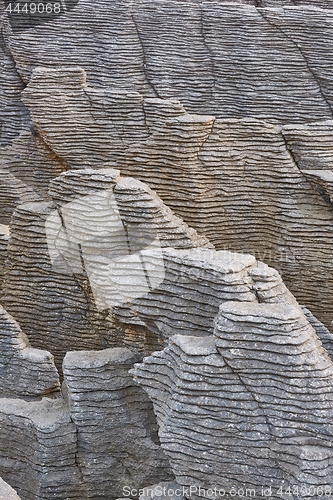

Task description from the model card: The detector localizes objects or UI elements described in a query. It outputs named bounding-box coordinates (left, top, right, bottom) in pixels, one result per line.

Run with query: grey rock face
left=0, top=304, right=60, bottom=397
left=1, top=200, right=116, bottom=372
left=0, top=3, right=30, bottom=146
left=4, top=1, right=333, bottom=123
left=301, top=305, right=333, bottom=360
left=4, top=131, right=67, bottom=197
left=0, top=345, right=173, bottom=499
left=63, top=348, right=173, bottom=499
left=0, top=398, right=84, bottom=500
left=132, top=301, right=333, bottom=498
left=0, top=226, right=9, bottom=290
left=139, top=481, right=185, bottom=500
left=0, top=167, right=41, bottom=225
left=15, top=67, right=333, bottom=331
left=118, top=248, right=257, bottom=342
left=1, top=0, right=333, bottom=498
left=1, top=169, right=212, bottom=370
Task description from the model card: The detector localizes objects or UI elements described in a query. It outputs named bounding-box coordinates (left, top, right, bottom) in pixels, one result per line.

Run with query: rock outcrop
left=0, top=398, right=84, bottom=500
left=1, top=168, right=212, bottom=370
left=132, top=301, right=333, bottom=498
left=1, top=0, right=333, bottom=498
left=10, top=66, right=333, bottom=332
left=63, top=348, right=173, bottom=499
left=0, top=304, right=60, bottom=397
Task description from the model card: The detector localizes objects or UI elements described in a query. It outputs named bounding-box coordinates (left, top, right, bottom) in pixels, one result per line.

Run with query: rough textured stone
left=0, top=398, right=84, bottom=500
left=0, top=225, right=9, bottom=290
left=0, top=4, right=30, bottom=146
left=0, top=304, right=60, bottom=397
left=301, top=305, right=333, bottom=360
left=15, top=67, right=333, bottom=331
left=1, top=1, right=333, bottom=498
left=0, top=165, right=41, bottom=225
left=63, top=348, right=173, bottom=499
left=132, top=302, right=333, bottom=498
left=1, top=169, right=212, bottom=370
left=139, top=481, right=184, bottom=500
left=4, top=2, right=333, bottom=123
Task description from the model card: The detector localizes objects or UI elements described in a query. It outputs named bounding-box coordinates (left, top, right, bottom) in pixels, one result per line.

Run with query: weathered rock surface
left=139, top=481, right=185, bottom=500
left=63, top=348, right=173, bottom=499
left=117, top=248, right=257, bottom=342
left=1, top=169, right=212, bottom=370
left=4, top=1, right=333, bottom=123
left=0, top=398, right=84, bottom=500
left=0, top=200, right=115, bottom=372
left=1, top=0, right=333, bottom=498
left=301, top=305, right=333, bottom=360
left=132, top=302, right=333, bottom=497
left=0, top=225, right=9, bottom=290
left=0, top=166, right=41, bottom=225
left=0, top=304, right=60, bottom=397
left=0, top=344, right=173, bottom=499
left=0, top=4, right=30, bottom=146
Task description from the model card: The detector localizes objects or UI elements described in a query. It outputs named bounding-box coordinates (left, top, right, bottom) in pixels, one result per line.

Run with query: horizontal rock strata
left=63, top=348, right=173, bottom=499
left=16, top=67, right=333, bottom=331
left=301, top=305, right=333, bottom=360
left=132, top=301, right=333, bottom=498
left=1, top=200, right=117, bottom=372
left=0, top=304, right=60, bottom=397
left=0, top=225, right=9, bottom=290
left=0, top=398, right=84, bottom=500
left=1, top=168, right=212, bottom=369
left=4, top=2, right=333, bottom=123
left=0, top=3, right=30, bottom=146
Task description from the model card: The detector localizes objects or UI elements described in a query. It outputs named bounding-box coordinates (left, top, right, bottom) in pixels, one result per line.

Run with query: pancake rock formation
left=1, top=0, right=333, bottom=498
left=132, top=301, right=333, bottom=498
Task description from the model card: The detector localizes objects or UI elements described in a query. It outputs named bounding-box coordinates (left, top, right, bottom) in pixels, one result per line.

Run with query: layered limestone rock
left=115, top=248, right=257, bottom=342
left=0, top=304, right=60, bottom=397
left=0, top=200, right=115, bottom=372
left=0, top=224, right=9, bottom=290
left=1, top=169, right=212, bottom=369
left=132, top=302, right=333, bottom=498
left=1, top=1, right=333, bottom=498
left=0, top=398, right=84, bottom=500
left=301, top=169, right=333, bottom=204
left=4, top=131, right=67, bottom=197
left=0, top=346, right=173, bottom=499
left=301, top=305, right=333, bottom=360
left=63, top=348, right=173, bottom=499
left=4, top=1, right=333, bottom=123
left=15, top=67, right=333, bottom=331
left=0, top=166, right=41, bottom=225
left=0, top=3, right=30, bottom=146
